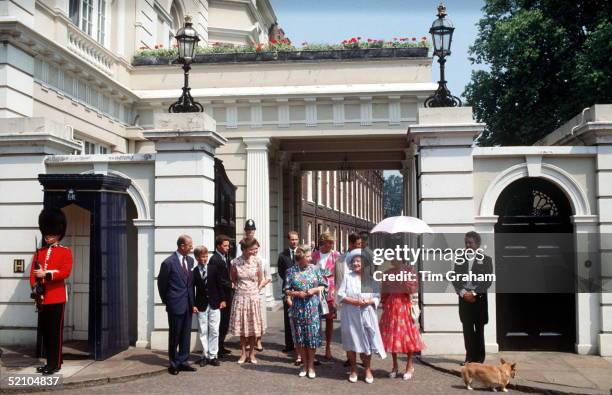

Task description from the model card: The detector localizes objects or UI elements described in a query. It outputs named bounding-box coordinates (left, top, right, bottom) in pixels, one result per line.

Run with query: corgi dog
left=461, top=358, right=517, bottom=392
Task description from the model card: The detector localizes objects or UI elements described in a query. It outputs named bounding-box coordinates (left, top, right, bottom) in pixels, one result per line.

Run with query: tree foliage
left=383, top=174, right=403, bottom=218
left=464, top=0, right=612, bottom=145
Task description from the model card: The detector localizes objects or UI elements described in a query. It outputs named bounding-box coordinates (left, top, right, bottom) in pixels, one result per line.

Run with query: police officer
left=30, top=208, right=73, bottom=375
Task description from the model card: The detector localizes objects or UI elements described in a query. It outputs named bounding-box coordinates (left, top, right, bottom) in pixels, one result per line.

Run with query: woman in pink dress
left=229, top=237, right=264, bottom=364
left=379, top=260, right=426, bottom=380
left=311, top=231, right=340, bottom=360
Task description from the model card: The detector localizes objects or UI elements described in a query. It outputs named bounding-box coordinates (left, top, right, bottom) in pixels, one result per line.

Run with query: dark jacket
left=452, top=255, right=493, bottom=325
left=277, top=248, right=296, bottom=291
left=157, top=252, right=195, bottom=315
left=193, top=262, right=227, bottom=310
left=209, top=251, right=232, bottom=294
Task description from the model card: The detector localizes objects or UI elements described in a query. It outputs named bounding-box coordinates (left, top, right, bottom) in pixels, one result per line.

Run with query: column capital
left=243, top=137, right=271, bottom=151
left=0, top=117, right=81, bottom=155
left=409, top=107, right=484, bottom=148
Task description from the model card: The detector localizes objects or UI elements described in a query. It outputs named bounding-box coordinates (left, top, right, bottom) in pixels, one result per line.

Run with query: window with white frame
left=78, top=139, right=110, bottom=155
left=69, top=0, right=109, bottom=46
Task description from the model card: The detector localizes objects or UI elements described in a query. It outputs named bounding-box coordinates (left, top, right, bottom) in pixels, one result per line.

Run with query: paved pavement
left=1, top=310, right=611, bottom=394
left=421, top=352, right=612, bottom=395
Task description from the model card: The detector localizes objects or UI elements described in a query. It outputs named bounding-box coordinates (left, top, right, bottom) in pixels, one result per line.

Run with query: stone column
left=144, top=113, right=226, bottom=351
left=0, top=118, right=80, bottom=345
left=597, top=144, right=612, bottom=356
left=409, top=107, right=484, bottom=355
left=291, top=162, right=302, bottom=240
left=243, top=137, right=271, bottom=303
left=133, top=219, right=155, bottom=349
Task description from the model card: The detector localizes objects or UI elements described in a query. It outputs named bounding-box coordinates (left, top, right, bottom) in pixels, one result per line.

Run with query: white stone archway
left=479, top=161, right=591, bottom=217
left=476, top=160, right=600, bottom=354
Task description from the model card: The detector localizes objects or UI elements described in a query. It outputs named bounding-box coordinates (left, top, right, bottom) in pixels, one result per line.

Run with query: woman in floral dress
left=284, top=245, right=327, bottom=379
left=229, top=237, right=264, bottom=364
left=379, top=259, right=426, bottom=380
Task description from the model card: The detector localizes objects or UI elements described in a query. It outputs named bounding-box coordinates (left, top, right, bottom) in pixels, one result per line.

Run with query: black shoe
left=220, top=348, right=231, bottom=355
left=179, top=364, right=197, bottom=372
left=294, top=359, right=302, bottom=366
left=199, top=358, right=208, bottom=367
left=41, top=367, right=60, bottom=375
left=168, top=366, right=179, bottom=375
left=36, top=365, right=48, bottom=373
left=209, top=358, right=220, bottom=367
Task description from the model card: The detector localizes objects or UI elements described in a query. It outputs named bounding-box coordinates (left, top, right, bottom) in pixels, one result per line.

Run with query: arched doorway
left=38, top=174, right=132, bottom=360
left=494, top=177, right=576, bottom=351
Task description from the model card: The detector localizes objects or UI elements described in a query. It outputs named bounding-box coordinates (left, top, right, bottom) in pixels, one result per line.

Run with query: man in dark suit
left=210, top=234, right=232, bottom=356
left=193, top=245, right=227, bottom=367
left=277, top=230, right=300, bottom=353
left=452, top=231, right=494, bottom=365
left=157, top=234, right=197, bottom=375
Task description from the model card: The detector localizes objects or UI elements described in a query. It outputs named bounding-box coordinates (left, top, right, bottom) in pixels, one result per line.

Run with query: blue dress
left=284, top=264, right=328, bottom=348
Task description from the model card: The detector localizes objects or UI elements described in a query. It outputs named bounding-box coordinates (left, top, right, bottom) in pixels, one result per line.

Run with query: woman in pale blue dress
left=337, top=249, right=387, bottom=384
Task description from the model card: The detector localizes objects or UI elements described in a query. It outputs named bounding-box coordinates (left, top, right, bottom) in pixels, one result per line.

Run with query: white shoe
left=388, top=371, right=398, bottom=378
left=403, top=368, right=414, bottom=380
left=349, top=373, right=358, bottom=383
left=298, top=370, right=307, bottom=377
left=307, top=370, right=316, bottom=379
left=365, top=375, right=374, bottom=384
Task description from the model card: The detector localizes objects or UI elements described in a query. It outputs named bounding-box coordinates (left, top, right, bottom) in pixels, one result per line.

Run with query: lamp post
left=425, top=3, right=462, bottom=108
left=339, top=155, right=355, bottom=183
left=169, top=16, right=203, bottom=113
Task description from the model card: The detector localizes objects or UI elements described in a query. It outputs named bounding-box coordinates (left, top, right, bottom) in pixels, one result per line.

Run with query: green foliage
left=383, top=175, right=404, bottom=218
left=464, top=0, right=612, bottom=145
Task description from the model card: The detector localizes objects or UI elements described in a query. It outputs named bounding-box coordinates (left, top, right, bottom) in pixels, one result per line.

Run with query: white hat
left=345, top=248, right=362, bottom=268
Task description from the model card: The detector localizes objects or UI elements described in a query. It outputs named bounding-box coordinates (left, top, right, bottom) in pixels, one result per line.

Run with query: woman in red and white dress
left=379, top=260, right=425, bottom=380
left=311, top=231, right=340, bottom=360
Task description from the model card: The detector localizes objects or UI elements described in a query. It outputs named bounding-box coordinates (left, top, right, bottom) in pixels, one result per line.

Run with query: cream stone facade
left=0, top=0, right=611, bottom=359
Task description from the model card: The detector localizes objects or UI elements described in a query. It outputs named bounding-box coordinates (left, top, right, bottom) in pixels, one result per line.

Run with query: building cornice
left=0, top=19, right=137, bottom=103
left=133, top=82, right=438, bottom=101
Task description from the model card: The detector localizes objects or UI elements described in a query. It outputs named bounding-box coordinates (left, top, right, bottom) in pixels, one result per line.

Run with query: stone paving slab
left=419, top=352, right=612, bottom=395
left=2, top=310, right=612, bottom=394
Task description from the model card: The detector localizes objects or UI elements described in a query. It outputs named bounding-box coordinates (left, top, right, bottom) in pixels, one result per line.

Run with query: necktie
left=203, top=266, right=207, bottom=288
left=182, top=256, right=188, bottom=274
left=290, top=250, right=294, bottom=263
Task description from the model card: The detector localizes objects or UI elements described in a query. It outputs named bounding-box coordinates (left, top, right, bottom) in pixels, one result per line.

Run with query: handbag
left=318, top=292, right=330, bottom=316
left=410, top=293, right=420, bottom=326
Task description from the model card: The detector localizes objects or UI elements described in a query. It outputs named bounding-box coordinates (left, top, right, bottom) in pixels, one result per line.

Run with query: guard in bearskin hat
left=29, top=208, right=73, bottom=375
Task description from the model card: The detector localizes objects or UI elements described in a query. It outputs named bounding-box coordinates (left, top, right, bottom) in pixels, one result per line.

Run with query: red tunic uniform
left=29, top=245, right=73, bottom=305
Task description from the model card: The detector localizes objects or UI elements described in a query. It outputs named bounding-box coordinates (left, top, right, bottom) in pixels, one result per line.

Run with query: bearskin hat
left=38, top=208, right=67, bottom=241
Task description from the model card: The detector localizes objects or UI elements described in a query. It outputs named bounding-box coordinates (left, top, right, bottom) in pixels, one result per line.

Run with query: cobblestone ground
left=35, top=310, right=531, bottom=395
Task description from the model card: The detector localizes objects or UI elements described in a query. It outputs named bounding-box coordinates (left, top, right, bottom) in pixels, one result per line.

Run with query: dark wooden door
left=494, top=177, right=575, bottom=351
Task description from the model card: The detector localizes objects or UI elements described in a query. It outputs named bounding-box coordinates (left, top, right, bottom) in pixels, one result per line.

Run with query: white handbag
left=410, top=293, right=420, bottom=325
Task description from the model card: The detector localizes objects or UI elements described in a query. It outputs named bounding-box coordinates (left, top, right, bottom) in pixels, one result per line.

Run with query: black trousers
left=462, top=321, right=485, bottom=363
left=218, top=295, right=232, bottom=351
left=38, top=303, right=65, bottom=370
left=283, top=299, right=294, bottom=351
left=167, top=310, right=192, bottom=369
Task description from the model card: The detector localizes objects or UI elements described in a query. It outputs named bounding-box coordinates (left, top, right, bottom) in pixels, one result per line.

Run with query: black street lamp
left=425, top=3, right=462, bottom=108
left=169, top=16, right=204, bottom=113
left=339, top=155, right=356, bottom=183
